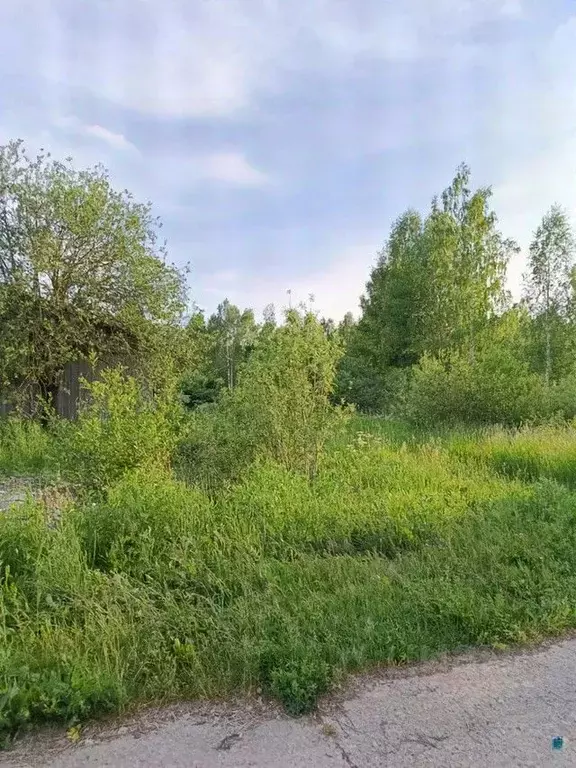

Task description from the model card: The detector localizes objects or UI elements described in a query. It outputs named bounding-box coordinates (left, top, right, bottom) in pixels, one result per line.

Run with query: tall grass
left=0, top=419, right=56, bottom=477
left=448, top=422, right=576, bottom=487
left=3, top=409, right=576, bottom=742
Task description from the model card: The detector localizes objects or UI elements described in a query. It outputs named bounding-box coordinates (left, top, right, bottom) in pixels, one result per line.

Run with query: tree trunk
left=545, top=313, right=551, bottom=387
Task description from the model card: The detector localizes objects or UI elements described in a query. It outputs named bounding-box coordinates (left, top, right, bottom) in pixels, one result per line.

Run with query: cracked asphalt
left=4, top=636, right=576, bottom=767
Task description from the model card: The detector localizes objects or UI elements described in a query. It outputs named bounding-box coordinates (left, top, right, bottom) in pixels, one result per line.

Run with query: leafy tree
left=523, top=205, right=575, bottom=383
left=333, top=318, right=390, bottom=413
left=355, top=165, right=515, bottom=375
left=338, top=312, right=356, bottom=340
left=190, top=309, right=348, bottom=485
left=262, top=303, right=277, bottom=328
left=320, top=317, right=337, bottom=338
left=420, top=164, right=516, bottom=358
left=180, top=310, right=224, bottom=409
left=342, top=165, right=518, bottom=414
left=207, top=299, right=258, bottom=389
left=0, top=140, right=186, bottom=413
left=357, top=209, right=425, bottom=371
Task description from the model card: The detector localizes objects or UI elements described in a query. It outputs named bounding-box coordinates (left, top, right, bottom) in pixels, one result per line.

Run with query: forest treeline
left=1, top=140, right=575, bottom=427
left=183, top=163, right=576, bottom=427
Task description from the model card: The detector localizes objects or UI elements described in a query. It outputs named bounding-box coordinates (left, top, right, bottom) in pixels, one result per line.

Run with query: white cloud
left=489, top=13, right=576, bottom=298
left=500, top=0, right=524, bottom=18
left=198, top=152, right=269, bottom=187
left=51, top=115, right=139, bottom=154
left=83, top=124, right=137, bottom=153
left=0, top=0, right=527, bottom=118
left=210, top=269, right=240, bottom=284
left=146, top=149, right=270, bottom=195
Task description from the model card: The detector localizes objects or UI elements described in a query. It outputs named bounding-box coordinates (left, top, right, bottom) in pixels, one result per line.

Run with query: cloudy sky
left=1, top=0, right=575, bottom=319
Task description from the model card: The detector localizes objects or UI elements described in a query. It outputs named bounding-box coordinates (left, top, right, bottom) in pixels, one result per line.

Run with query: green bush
left=401, top=311, right=556, bottom=427
left=404, top=350, right=546, bottom=427
left=544, top=374, right=576, bottom=421
left=181, top=310, right=349, bottom=488
left=58, top=368, right=182, bottom=490
left=265, top=656, right=333, bottom=716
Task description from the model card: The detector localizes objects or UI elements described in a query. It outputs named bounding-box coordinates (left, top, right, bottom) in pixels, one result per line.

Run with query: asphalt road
left=4, top=637, right=576, bottom=767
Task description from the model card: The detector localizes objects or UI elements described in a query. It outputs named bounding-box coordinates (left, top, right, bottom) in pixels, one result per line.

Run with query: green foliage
left=265, top=656, right=333, bottom=715
left=4, top=418, right=576, bottom=742
left=57, top=368, right=181, bottom=490
left=82, top=465, right=212, bottom=584
left=342, top=164, right=518, bottom=415
left=206, top=300, right=259, bottom=390
left=215, top=441, right=520, bottom=561
left=449, top=423, right=576, bottom=487
left=524, top=205, right=575, bottom=383
left=357, top=210, right=425, bottom=371
left=402, top=310, right=549, bottom=426
left=0, top=419, right=55, bottom=476
left=180, top=371, right=223, bottom=410
left=185, top=309, right=349, bottom=486
left=0, top=139, right=186, bottom=413
left=420, top=164, right=516, bottom=357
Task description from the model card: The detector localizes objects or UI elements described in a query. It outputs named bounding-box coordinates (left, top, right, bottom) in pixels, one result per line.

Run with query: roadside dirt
left=3, top=635, right=576, bottom=767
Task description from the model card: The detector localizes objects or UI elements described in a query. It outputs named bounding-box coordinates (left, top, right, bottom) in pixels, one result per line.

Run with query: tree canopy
left=0, top=140, right=186, bottom=409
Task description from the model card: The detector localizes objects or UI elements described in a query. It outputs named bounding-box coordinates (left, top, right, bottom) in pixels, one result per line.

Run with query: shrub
left=264, top=655, right=333, bottom=715
left=57, top=368, right=182, bottom=491
left=182, top=310, right=350, bottom=488
left=544, top=374, right=576, bottom=421
left=403, top=350, right=545, bottom=427
left=401, top=310, right=556, bottom=427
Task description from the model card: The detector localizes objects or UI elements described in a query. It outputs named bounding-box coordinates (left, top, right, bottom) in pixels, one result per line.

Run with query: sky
left=1, top=0, right=576, bottom=321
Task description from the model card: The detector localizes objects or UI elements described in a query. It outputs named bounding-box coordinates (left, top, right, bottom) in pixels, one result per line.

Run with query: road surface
left=4, top=636, right=576, bottom=767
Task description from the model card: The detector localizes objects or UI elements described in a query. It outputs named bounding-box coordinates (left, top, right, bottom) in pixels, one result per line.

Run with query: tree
left=320, top=317, right=336, bottom=338
left=180, top=310, right=223, bottom=409
left=0, top=140, right=186, bottom=413
left=262, top=302, right=277, bottom=328
left=420, top=164, right=516, bottom=358
left=338, top=312, right=356, bottom=340
left=338, top=165, right=517, bottom=414
left=192, top=309, right=348, bottom=485
left=523, top=205, right=575, bottom=383
left=207, top=299, right=258, bottom=389
left=358, top=209, right=425, bottom=371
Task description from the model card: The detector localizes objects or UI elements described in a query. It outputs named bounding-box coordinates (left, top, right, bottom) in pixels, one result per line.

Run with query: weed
left=0, top=419, right=56, bottom=478
left=2, top=415, right=576, bottom=743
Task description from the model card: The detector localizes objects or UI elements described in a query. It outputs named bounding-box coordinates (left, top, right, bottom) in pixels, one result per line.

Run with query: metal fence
left=0, top=359, right=117, bottom=420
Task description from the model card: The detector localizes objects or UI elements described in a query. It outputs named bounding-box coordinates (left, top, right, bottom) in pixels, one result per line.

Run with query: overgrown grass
left=2, top=414, right=576, bottom=742
left=0, top=420, right=56, bottom=477
left=448, top=422, right=576, bottom=487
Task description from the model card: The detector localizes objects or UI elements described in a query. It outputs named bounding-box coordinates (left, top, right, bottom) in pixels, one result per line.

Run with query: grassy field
left=2, top=415, right=576, bottom=742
